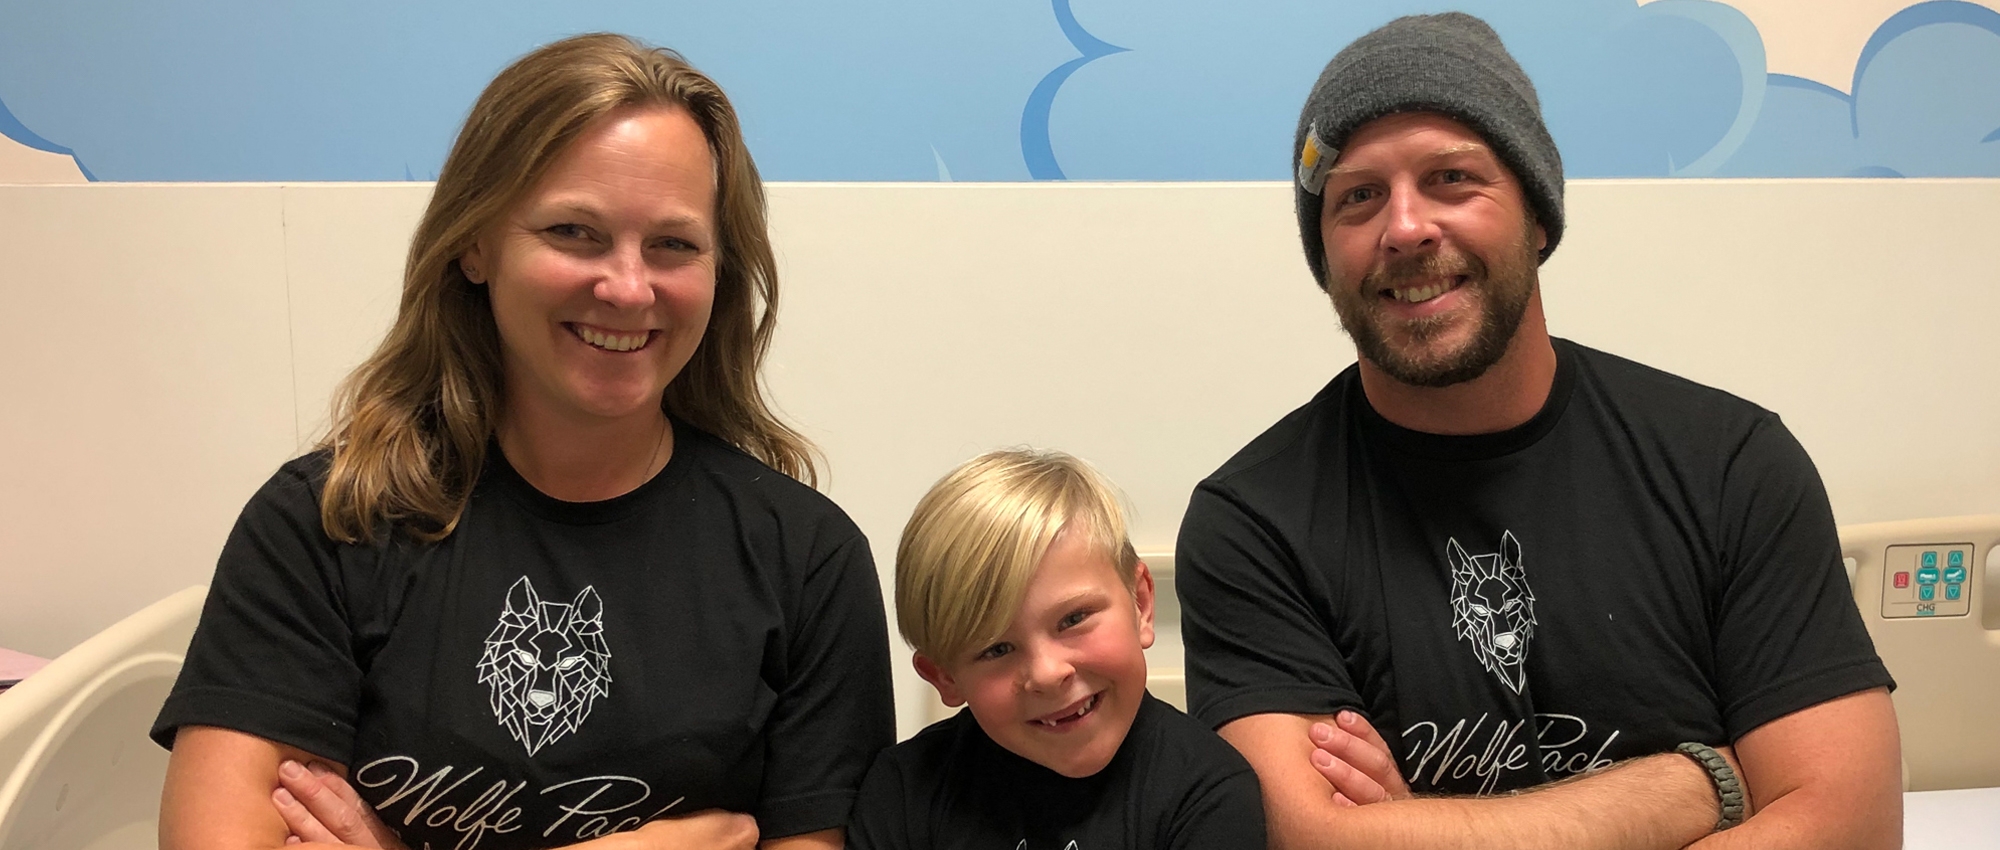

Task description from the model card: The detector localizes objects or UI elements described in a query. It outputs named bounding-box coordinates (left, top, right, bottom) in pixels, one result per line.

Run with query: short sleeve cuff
left=1195, top=684, right=1366, bottom=731
left=150, top=684, right=356, bottom=763
left=1722, top=659, right=1896, bottom=741
left=755, top=788, right=857, bottom=840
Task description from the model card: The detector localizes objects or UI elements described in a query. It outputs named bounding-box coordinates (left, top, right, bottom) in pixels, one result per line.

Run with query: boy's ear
left=913, top=654, right=967, bottom=708
left=1133, top=560, right=1157, bottom=651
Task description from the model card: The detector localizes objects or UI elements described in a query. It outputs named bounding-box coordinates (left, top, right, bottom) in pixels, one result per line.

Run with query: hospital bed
left=1842, top=515, right=2000, bottom=793
left=0, top=585, right=203, bottom=850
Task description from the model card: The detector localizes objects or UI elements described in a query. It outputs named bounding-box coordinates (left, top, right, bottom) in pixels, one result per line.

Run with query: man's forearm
left=1686, top=779, right=1900, bottom=850
left=1269, top=753, right=1720, bottom=850
left=1684, top=689, right=1903, bottom=850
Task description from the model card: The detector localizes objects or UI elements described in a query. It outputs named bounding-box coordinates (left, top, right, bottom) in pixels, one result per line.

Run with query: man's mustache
left=1362, top=249, right=1486, bottom=293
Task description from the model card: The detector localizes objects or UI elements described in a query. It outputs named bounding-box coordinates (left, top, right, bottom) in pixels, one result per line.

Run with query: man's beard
left=1328, top=227, right=1539, bottom=389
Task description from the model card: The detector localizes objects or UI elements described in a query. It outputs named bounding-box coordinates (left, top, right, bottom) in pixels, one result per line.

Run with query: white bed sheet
left=1907, top=786, right=2000, bottom=848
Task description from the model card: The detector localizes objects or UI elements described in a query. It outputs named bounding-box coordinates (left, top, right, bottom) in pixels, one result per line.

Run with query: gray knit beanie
left=1293, top=12, right=1564, bottom=287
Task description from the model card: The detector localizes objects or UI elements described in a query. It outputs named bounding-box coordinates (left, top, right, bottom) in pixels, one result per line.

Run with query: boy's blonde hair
left=896, top=449, right=1140, bottom=664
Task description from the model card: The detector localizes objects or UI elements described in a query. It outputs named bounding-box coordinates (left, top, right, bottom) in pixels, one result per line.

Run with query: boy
left=848, top=449, right=1265, bottom=849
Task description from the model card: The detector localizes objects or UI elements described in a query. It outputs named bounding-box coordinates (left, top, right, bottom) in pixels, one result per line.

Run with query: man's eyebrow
left=1326, top=142, right=1493, bottom=178
left=1429, top=142, right=1488, bottom=158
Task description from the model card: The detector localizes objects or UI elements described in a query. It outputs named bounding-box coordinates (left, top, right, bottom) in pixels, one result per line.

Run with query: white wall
left=2, top=180, right=1996, bottom=738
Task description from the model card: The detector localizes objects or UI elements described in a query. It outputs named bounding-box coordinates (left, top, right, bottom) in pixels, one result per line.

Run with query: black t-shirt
left=1177, top=339, right=1893, bottom=795
left=847, top=694, right=1264, bottom=850
left=153, top=422, right=895, bottom=849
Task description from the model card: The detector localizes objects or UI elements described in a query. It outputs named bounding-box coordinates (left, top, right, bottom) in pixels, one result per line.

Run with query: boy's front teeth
left=1038, top=694, right=1098, bottom=726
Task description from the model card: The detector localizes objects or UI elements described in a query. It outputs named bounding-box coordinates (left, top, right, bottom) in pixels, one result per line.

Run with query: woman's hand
left=271, top=755, right=763, bottom=850
left=271, top=760, right=408, bottom=849
left=1306, top=710, right=1413, bottom=807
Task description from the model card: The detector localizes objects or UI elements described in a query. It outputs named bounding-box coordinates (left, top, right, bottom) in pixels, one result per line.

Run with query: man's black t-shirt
left=153, top=422, right=895, bottom=849
left=1177, top=339, right=1892, bottom=795
left=847, top=694, right=1264, bottom=850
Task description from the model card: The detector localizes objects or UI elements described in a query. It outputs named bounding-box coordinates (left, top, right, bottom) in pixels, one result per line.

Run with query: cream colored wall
left=1, top=180, right=1996, bottom=740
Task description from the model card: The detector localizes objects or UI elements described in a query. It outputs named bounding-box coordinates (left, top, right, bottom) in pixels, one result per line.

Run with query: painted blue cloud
left=1718, top=1, right=2000, bottom=177
left=0, top=93, right=92, bottom=178
left=0, top=0, right=1066, bottom=181
left=1039, top=0, right=1777, bottom=179
left=1559, top=0, right=1766, bottom=176
left=1715, top=75, right=1862, bottom=177
left=1853, top=2, right=2000, bottom=175
left=1020, top=0, right=1128, bottom=180
left=1, top=0, right=1995, bottom=180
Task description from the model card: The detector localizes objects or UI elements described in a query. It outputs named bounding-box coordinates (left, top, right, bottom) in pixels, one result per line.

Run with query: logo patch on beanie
left=1297, top=122, right=1337, bottom=195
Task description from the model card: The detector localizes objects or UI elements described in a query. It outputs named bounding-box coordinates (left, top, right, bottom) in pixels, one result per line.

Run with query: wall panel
left=0, top=185, right=294, bottom=657
left=0, top=179, right=1994, bottom=735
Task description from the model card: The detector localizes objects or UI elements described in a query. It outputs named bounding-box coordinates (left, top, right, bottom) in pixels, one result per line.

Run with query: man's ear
left=913, top=654, right=966, bottom=708
left=1532, top=221, right=1548, bottom=254
left=1132, top=560, right=1157, bottom=651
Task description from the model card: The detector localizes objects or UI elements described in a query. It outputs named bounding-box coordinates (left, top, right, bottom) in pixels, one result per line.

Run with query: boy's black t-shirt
left=152, top=422, right=895, bottom=849
left=847, top=693, right=1265, bottom=850
left=1178, top=339, right=1893, bottom=795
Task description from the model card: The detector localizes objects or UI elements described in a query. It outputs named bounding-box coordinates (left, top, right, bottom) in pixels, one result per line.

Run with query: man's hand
left=1223, top=712, right=1723, bottom=850
left=1306, top=710, right=1412, bottom=806
left=271, top=760, right=406, bottom=849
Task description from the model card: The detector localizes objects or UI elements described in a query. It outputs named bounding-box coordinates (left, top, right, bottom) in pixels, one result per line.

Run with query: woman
left=152, top=34, right=894, bottom=850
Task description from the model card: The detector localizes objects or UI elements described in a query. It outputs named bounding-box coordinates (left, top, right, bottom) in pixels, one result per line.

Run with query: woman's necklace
left=643, top=413, right=671, bottom=479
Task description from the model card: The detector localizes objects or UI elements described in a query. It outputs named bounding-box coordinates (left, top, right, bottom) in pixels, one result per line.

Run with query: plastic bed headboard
left=0, top=585, right=205, bottom=850
left=1840, top=516, right=2000, bottom=792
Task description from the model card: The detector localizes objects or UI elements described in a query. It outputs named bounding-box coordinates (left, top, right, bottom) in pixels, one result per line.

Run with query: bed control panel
left=1882, top=544, right=1974, bottom=618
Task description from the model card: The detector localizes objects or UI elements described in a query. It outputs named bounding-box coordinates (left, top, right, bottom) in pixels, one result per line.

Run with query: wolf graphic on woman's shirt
left=476, top=576, right=613, bottom=756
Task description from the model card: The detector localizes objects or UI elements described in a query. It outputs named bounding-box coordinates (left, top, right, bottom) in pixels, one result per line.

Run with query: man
left=1175, top=12, right=1901, bottom=849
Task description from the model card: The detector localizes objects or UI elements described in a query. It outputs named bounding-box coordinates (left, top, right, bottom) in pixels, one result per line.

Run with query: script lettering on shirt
left=355, top=755, right=682, bottom=850
left=1012, top=842, right=1081, bottom=849
left=1400, top=713, right=1624, bottom=794
left=355, top=756, right=525, bottom=850
left=541, top=775, right=684, bottom=840
left=1533, top=713, right=1620, bottom=777
left=1400, top=712, right=1533, bottom=794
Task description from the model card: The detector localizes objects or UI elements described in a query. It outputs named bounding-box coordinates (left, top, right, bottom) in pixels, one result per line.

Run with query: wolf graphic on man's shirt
left=1447, top=532, right=1538, bottom=695
left=476, top=576, right=613, bottom=756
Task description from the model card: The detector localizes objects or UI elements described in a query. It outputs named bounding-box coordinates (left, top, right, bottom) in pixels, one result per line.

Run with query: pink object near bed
left=0, top=648, right=49, bottom=695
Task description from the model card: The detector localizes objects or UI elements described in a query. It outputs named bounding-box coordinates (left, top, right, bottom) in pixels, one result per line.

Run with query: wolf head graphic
left=1447, top=532, right=1536, bottom=695
left=477, top=576, right=612, bottom=756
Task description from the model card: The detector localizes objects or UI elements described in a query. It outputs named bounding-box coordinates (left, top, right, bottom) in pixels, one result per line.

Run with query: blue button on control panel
left=1883, top=543, right=1974, bottom=619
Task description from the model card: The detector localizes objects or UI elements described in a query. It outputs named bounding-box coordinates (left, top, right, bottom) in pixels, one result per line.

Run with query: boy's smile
left=916, top=530, right=1156, bottom=778
left=1031, top=692, right=1100, bottom=728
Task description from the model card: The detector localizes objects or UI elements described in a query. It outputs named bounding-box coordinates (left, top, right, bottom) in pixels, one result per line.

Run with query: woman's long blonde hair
left=318, top=33, right=816, bottom=544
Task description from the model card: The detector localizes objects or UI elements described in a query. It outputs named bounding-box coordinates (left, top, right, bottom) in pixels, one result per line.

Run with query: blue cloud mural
left=0, top=0, right=1995, bottom=181
left=1021, top=0, right=1128, bottom=180
left=0, top=91, right=93, bottom=178
left=1718, top=1, right=2000, bottom=177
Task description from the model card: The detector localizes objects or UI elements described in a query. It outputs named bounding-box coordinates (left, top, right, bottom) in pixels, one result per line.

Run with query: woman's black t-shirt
left=153, top=422, right=895, bottom=849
